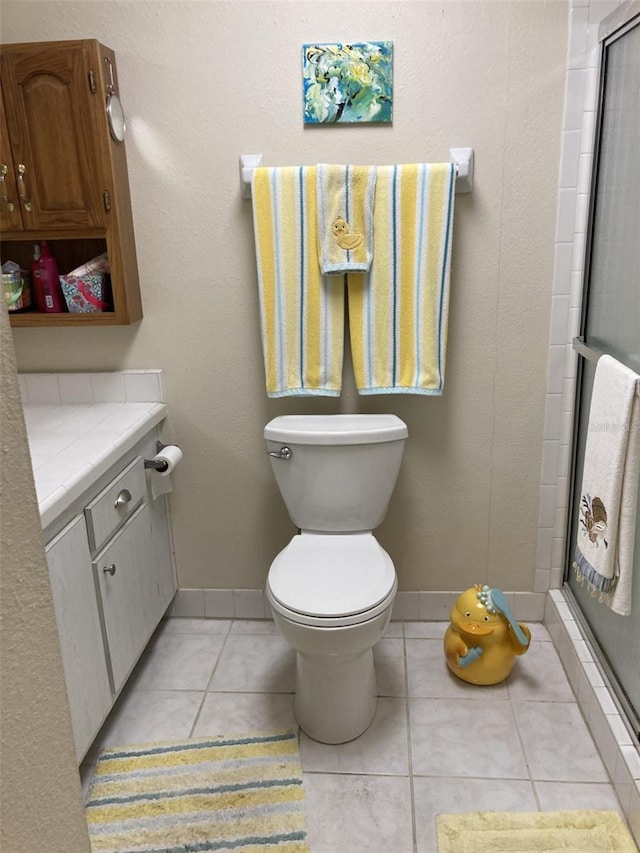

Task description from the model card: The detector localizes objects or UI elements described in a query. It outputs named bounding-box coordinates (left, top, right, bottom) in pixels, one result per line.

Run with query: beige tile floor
left=81, top=618, right=625, bottom=853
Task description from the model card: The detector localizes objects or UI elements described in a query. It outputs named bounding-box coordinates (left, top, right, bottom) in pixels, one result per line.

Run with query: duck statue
left=444, top=584, right=531, bottom=685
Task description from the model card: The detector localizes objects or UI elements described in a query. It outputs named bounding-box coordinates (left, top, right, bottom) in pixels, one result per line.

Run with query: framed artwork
left=302, top=41, right=393, bottom=125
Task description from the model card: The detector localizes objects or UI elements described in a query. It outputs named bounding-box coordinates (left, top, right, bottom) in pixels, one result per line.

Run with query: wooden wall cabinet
left=0, top=39, right=142, bottom=326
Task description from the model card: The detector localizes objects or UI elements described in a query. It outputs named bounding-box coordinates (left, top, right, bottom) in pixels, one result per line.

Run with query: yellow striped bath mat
left=85, top=729, right=310, bottom=852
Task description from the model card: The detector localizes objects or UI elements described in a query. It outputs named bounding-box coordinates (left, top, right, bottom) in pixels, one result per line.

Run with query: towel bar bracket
left=572, top=337, right=640, bottom=396
left=240, top=154, right=263, bottom=200
left=449, top=147, right=474, bottom=194
left=239, top=148, right=474, bottom=199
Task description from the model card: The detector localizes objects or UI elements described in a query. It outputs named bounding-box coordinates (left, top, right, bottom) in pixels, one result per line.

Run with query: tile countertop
left=19, top=371, right=167, bottom=530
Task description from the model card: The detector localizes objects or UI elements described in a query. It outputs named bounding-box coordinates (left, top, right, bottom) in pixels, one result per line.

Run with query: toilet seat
left=267, top=532, right=397, bottom=627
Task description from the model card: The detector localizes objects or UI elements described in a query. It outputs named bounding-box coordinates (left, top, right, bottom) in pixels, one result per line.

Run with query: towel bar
left=239, top=147, right=474, bottom=200
left=573, top=337, right=640, bottom=395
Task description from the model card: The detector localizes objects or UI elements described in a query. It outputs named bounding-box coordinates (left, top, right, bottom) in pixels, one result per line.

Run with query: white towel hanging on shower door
left=573, top=355, right=640, bottom=616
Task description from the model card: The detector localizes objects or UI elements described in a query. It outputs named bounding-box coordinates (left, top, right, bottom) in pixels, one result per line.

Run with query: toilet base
left=295, top=647, right=377, bottom=744
left=267, top=584, right=395, bottom=745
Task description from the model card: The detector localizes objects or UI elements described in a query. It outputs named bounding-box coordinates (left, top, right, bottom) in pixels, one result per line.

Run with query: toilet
left=264, top=414, right=408, bottom=744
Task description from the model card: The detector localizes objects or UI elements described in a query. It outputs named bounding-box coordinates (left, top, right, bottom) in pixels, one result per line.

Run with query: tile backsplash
left=18, top=370, right=166, bottom=406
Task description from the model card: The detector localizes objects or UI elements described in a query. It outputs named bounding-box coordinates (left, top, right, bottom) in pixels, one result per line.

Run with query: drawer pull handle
left=114, top=488, right=132, bottom=509
left=103, top=564, right=117, bottom=576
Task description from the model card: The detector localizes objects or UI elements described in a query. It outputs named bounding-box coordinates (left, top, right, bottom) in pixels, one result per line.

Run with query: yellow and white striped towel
left=251, top=166, right=345, bottom=397
left=348, top=163, right=456, bottom=394
left=316, top=164, right=377, bottom=274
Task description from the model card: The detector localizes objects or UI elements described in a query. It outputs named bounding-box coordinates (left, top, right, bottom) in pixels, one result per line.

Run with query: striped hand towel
left=317, top=164, right=377, bottom=274
left=251, top=166, right=345, bottom=397
left=573, top=355, right=640, bottom=615
left=348, top=163, right=456, bottom=395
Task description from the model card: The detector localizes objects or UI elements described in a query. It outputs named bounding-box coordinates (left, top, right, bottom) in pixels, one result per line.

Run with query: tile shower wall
left=536, top=0, right=622, bottom=593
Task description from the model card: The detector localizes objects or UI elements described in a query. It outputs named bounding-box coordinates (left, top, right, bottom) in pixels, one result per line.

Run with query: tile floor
left=81, top=617, right=625, bottom=853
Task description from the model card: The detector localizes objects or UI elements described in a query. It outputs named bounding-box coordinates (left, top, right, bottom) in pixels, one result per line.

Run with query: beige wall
left=4, top=0, right=567, bottom=592
left=0, top=306, right=90, bottom=852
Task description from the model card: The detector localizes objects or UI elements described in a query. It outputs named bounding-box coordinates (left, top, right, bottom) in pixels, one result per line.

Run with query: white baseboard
left=168, top=588, right=547, bottom=622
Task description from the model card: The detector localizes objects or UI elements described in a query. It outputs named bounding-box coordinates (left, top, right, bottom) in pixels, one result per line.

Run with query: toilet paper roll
left=152, top=444, right=183, bottom=475
left=148, top=445, right=182, bottom=500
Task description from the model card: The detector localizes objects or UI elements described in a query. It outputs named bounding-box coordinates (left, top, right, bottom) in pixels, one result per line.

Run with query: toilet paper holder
left=144, top=441, right=178, bottom=472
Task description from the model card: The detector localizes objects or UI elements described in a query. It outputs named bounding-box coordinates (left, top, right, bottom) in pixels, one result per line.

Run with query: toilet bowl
left=264, top=414, right=407, bottom=744
left=267, top=532, right=397, bottom=743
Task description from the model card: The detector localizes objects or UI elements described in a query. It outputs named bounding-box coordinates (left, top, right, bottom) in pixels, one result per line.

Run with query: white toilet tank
left=264, top=414, right=408, bottom=532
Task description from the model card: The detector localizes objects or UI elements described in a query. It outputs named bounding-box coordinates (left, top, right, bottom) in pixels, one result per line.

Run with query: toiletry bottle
left=31, top=241, right=64, bottom=312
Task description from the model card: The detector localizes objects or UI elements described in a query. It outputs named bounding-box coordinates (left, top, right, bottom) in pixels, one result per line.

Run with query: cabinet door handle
left=0, top=164, right=16, bottom=212
left=16, top=164, right=32, bottom=212
left=103, top=564, right=117, bottom=576
left=114, top=488, right=132, bottom=509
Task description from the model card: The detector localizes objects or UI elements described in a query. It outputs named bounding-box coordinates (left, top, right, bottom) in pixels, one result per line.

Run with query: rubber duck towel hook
left=444, top=584, right=530, bottom=685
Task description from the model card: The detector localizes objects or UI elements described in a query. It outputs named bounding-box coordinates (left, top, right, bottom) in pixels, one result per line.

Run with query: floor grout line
left=402, top=622, right=420, bottom=853
left=188, top=621, right=233, bottom=737
left=508, top=684, right=542, bottom=811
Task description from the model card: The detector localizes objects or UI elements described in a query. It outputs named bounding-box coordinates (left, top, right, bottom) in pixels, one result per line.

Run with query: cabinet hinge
left=88, top=69, right=97, bottom=94
left=103, top=190, right=111, bottom=212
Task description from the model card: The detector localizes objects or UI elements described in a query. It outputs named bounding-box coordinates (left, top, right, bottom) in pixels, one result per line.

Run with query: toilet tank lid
left=264, top=414, right=408, bottom=445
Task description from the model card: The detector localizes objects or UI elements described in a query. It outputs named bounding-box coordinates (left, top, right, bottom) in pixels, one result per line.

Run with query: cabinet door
left=94, top=504, right=171, bottom=694
left=1, top=40, right=107, bottom=230
left=0, top=87, right=23, bottom=231
left=46, top=515, right=113, bottom=763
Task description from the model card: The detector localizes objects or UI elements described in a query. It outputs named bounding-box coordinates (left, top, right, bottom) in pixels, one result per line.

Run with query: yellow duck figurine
left=444, top=584, right=531, bottom=685
left=332, top=218, right=363, bottom=250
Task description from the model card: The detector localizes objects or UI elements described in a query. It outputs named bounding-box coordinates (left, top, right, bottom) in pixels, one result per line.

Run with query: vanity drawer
left=85, top=457, right=146, bottom=553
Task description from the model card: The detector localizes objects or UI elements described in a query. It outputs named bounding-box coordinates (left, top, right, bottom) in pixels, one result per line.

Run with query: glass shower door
left=567, top=14, right=640, bottom=728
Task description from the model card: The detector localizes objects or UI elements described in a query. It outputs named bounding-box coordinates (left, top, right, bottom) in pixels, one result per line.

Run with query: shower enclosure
left=566, top=5, right=640, bottom=737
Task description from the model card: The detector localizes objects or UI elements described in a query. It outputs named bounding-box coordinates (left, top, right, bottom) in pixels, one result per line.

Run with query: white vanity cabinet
left=43, top=434, right=176, bottom=762
left=46, top=516, right=113, bottom=762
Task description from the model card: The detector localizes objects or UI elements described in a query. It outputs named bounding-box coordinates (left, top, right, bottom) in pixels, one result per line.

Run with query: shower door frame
left=563, top=1, right=640, bottom=742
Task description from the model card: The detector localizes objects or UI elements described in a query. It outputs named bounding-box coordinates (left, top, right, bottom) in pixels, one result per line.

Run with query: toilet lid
left=268, top=533, right=396, bottom=618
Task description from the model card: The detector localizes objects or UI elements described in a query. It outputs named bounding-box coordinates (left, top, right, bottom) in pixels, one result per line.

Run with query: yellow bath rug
left=437, top=809, right=638, bottom=853
left=85, top=728, right=310, bottom=852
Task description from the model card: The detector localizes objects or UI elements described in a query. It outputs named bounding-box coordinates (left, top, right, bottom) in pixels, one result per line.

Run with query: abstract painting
left=302, top=41, right=393, bottom=125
